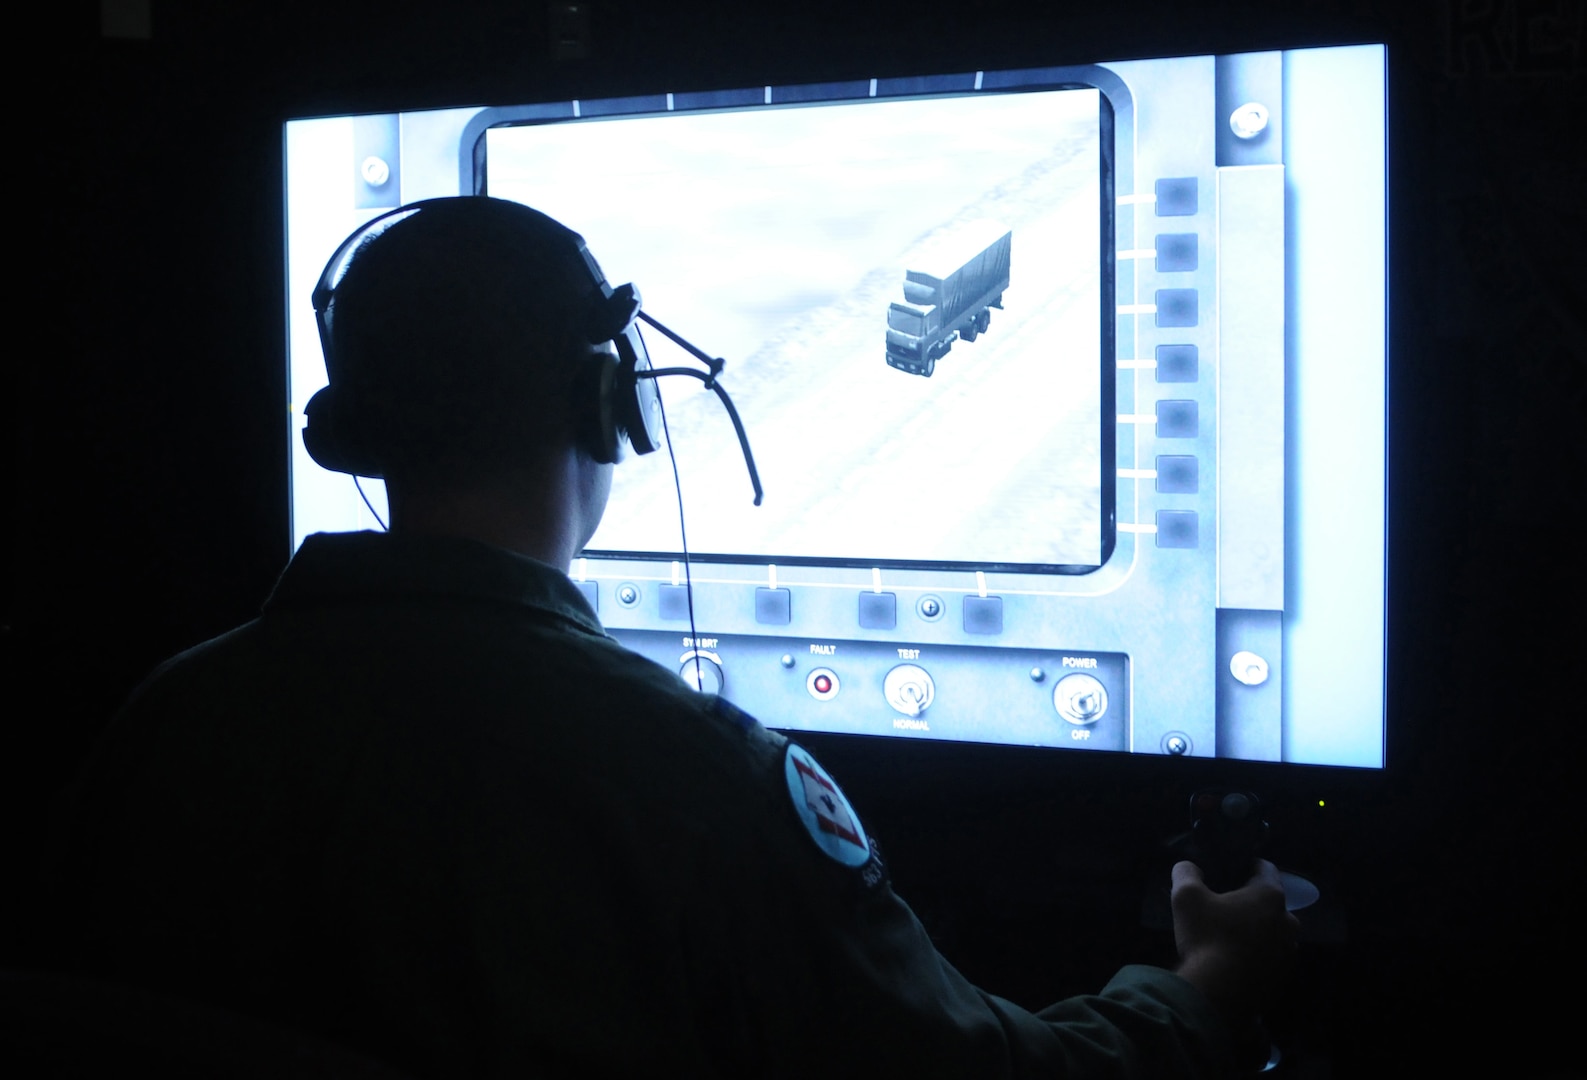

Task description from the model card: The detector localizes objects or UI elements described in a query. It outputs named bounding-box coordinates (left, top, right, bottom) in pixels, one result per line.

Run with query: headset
left=304, top=195, right=763, bottom=531
left=303, top=197, right=666, bottom=478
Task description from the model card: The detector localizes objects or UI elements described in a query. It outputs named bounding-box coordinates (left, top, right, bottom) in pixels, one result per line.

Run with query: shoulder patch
left=783, top=743, right=871, bottom=868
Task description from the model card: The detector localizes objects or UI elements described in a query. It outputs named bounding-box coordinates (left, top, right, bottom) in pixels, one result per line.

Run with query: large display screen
left=485, top=89, right=1108, bottom=571
left=284, top=45, right=1388, bottom=768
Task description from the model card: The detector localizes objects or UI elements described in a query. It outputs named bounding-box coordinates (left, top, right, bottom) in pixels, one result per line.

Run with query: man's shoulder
left=114, top=573, right=792, bottom=805
left=124, top=619, right=271, bottom=706
left=480, top=626, right=789, bottom=767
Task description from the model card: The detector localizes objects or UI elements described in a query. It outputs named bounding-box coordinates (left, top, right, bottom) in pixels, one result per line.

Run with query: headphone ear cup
left=302, top=387, right=350, bottom=473
left=302, top=387, right=385, bottom=478
left=573, top=352, right=623, bottom=465
left=612, top=331, right=662, bottom=456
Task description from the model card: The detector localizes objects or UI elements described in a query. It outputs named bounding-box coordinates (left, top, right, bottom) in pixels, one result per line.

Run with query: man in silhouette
left=52, top=197, right=1297, bottom=1076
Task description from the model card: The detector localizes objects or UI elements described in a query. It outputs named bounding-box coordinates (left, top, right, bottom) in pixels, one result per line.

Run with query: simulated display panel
left=486, top=89, right=1109, bottom=572
left=284, top=45, right=1388, bottom=767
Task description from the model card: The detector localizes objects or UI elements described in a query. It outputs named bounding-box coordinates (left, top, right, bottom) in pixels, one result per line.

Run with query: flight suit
left=52, top=530, right=1234, bottom=1077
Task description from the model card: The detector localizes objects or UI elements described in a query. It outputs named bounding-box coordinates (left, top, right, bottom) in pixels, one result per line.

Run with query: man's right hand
left=1170, top=859, right=1300, bottom=1024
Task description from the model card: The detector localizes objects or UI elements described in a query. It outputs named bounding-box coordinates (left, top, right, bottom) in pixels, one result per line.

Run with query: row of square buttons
left=726, top=587, right=1008, bottom=634
left=583, top=582, right=1011, bottom=634
left=1146, top=179, right=1199, bottom=550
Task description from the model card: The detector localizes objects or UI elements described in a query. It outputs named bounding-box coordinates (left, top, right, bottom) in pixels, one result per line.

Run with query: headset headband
left=311, top=202, right=436, bottom=375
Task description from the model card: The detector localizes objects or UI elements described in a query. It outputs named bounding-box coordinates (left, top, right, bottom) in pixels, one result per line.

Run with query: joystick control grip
left=1181, top=790, right=1283, bottom=1074
left=1187, top=790, right=1269, bottom=893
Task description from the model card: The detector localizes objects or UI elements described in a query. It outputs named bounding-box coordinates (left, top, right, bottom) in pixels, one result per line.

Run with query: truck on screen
left=885, top=223, right=1011, bottom=377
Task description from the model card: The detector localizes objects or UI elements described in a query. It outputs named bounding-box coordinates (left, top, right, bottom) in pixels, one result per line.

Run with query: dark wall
left=11, top=1, right=1584, bottom=1075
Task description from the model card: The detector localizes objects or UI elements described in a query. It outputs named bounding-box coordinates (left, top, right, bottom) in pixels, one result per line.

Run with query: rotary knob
left=679, top=650, right=724, bottom=694
left=884, top=664, right=935, bottom=717
left=1053, top=673, right=1107, bottom=725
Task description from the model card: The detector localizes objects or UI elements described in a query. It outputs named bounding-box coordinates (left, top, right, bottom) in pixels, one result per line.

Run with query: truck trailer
left=885, top=222, right=1011, bottom=377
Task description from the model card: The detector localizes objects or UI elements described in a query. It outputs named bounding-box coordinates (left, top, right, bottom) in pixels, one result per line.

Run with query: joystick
left=1175, top=789, right=1321, bottom=1076
left=1181, top=789, right=1281, bottom=1073
left=1178, top=789, right=1320, bottom=911
left=1186, top=789, right=1269, bottom=894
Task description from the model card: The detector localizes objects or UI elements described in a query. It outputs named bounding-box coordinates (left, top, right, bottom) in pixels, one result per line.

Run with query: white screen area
left=486, top=89, right=1104, bottom=568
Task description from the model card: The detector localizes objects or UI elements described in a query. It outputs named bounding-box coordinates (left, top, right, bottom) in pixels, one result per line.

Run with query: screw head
left=360, top=155, right=391, bottom=186
left=1229, top=102, right=1270, bottom=140
left=1230, top=650, right=1269, bottom=686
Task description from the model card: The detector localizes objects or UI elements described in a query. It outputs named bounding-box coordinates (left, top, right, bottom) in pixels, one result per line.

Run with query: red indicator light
left=814, top=675, right=832, bottom=694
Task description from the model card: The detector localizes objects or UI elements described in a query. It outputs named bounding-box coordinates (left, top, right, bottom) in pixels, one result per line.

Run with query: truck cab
left=886, top=302, right=945, bottom=375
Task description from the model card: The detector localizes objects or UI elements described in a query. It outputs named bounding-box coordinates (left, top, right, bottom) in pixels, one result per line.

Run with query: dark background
left=9, top=1, right=1584, bottom=1076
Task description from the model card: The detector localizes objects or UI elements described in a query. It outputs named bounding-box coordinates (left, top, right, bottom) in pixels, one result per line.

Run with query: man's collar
left=264, top=531, right=606, bottom=637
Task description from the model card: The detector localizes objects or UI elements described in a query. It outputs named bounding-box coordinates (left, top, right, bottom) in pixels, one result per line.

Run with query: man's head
left=306, top=197, right=651, bottom=564
left=310, top=197, right=609, bottom=485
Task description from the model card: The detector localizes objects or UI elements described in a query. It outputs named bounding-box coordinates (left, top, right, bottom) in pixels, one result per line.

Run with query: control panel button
left=1155, top=233, right=1198, bottom=272
left=1053, top=673, right=1108, bottom=725
left=756, top=587, right=791, bottom=625
left=807, top=667, right=840, bottom=701
left=1155, top=177, right=1198, bottom=216
left=963, top=595, right=1004, bottom=635
left=858, top=592, right=896, bottom=629
left=1156, top=455, right=1199, bottom=494
left=1154, top=288, right=1199, bottom=328
left=1156, top=400, right=1199, bottom=438
left=1156, top=510, right=1200, bottom=549
left=659, top=584, right=691, bottom=620
left=679, top=651, right=724, bottom=694
left=884, top=664, right=935, bottom=717
left=1155, top=344, right=1199, bottom=383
